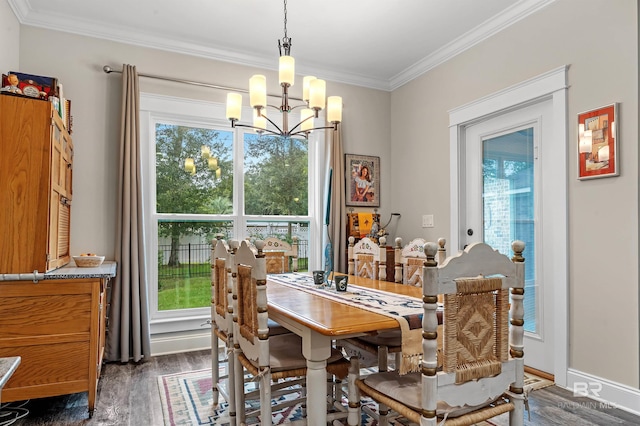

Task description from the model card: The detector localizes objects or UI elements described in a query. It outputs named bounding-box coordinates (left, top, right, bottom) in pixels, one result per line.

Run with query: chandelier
left=225, top=0, right=342, bottom=139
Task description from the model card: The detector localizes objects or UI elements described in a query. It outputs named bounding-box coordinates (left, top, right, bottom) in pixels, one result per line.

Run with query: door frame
left=448, top=66, right=568, bottom=387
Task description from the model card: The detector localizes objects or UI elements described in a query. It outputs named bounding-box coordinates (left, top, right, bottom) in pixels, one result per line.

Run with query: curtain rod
left=102, top=65, right=302, bottom=101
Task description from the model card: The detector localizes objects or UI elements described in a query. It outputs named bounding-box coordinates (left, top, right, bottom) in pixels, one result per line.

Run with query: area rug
left=158, top=367, right=307, bottom=425
left=158, top=367, right=552, bottom=426
left=523, top=372, right=554, bottom=392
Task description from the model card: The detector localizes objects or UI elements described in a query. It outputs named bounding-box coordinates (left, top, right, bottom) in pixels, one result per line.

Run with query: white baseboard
left=566, top=369, right=640, bottom=416
left=151, top=331, right=213, bottom=356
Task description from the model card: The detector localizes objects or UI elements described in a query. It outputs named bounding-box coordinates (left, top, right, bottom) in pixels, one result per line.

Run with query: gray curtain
left=105, top=64, right=151, bottom=363
left=325, top=127, right=347, bottom=273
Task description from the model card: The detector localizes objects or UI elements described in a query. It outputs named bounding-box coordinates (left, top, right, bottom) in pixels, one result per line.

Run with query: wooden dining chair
left=394, top=236, right=425, bottom=286
left=347, top=240, right=526, bottom=426
left=211, top=238, right=239, bottom=425
left=233, top=240, right=350, bottom=425
left=395, top=237, right=448, bottom=287
left=262, top=236, right=299, bottom=274
left=347, top=236, right=387, bottom=281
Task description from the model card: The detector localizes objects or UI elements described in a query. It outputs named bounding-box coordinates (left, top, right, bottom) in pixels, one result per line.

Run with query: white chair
left=211, top=238, right=238, bottom=425
left=395, top=237, right=447, bottom=286
left=262, top=235, right=299, bottom=273
left=347, top=236, right=387, bottom=281
left=394, top=237, right=425, bottom=286
left=233, top=240, right=350, bottom=424
left=347, top=240, right=526, bottom=426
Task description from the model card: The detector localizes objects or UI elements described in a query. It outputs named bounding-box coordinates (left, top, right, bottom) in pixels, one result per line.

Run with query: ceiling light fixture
left=225, top=0, right=342, bottom=139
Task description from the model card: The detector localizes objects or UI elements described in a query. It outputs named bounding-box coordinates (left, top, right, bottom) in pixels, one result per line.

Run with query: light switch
left=422, top=214, right=434, bottom=228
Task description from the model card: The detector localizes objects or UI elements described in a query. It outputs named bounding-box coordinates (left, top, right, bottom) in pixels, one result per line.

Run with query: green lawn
left=158, top=275, right=210, bottom=310
left=156, top=260, right=309, bottom=311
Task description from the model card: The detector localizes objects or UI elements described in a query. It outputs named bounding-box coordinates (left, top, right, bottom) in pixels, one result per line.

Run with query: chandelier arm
left=231, top=122, right=282, bottom=137
left=289, top=124, right=338, bottom=138
left=261, top=114, right=285, bottom=134
left=288, top=114, right=314, bottom=134
left=288, top=104, right=311, bottom=112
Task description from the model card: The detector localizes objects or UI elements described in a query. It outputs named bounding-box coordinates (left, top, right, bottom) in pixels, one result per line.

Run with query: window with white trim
left=140, top=93, right=322, bottom=334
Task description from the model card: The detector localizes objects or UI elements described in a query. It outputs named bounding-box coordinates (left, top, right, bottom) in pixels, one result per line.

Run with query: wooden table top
left=267, top=274, right=422, bottom=337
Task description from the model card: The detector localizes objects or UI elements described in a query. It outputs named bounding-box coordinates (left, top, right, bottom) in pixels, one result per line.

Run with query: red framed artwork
left=577, top=103, right=618, bottom=180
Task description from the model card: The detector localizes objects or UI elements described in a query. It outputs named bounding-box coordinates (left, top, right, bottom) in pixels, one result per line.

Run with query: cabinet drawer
left=0, top=293, right=91, bottom=338
left=0, top=341, right=90, bottom=402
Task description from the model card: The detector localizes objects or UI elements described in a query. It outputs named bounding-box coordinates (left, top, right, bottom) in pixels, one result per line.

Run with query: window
left=140, top=94, right=322, bottom=333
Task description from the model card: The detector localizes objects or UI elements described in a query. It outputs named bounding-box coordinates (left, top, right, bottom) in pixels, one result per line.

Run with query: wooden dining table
left=266, top=273, right=423, bottom=426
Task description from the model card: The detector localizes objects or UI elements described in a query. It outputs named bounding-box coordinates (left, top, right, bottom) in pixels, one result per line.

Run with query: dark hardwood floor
left=2, top=349, right=639, bottom=425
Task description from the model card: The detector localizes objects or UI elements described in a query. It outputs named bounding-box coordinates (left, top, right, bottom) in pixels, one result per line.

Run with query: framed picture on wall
left=577, top=103, right=619, bottom=180
left=346, top=154, right=380, bottom=207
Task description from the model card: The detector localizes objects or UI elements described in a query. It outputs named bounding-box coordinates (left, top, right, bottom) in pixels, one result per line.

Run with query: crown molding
left=9, top=0, right=555, bottom=92
left=390, top=0, right=557, bottom=90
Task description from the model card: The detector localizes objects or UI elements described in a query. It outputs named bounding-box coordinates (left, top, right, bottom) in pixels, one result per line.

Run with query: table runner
left=268, top=273, right=423, bottom=374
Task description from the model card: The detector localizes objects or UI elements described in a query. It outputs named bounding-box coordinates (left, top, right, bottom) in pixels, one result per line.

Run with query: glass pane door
left=482, top=128, right=536, bottom=333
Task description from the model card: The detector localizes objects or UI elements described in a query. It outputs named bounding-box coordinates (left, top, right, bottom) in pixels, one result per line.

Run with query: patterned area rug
left=159, top=367, right=341, bottom=425
left=158, top=366, right=553, bottom=426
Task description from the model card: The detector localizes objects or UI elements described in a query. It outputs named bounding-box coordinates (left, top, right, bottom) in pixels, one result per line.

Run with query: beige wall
left=17, top=26, right=391, bottom=262
left=391, top=0, right=638, bottom=387
left=0, top=0, right=19, bottom=72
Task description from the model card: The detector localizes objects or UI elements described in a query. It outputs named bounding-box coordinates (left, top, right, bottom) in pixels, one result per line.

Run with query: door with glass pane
left=463, top=101, right=554, bottom=374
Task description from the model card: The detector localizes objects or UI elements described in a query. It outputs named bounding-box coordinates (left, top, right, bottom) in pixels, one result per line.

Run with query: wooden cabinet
left=0, top=94, right=73, bottom=274
left=0, top=270, right=113, bottom=417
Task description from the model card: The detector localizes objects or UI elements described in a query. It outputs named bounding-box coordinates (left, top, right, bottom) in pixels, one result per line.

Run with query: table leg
left=301, top=332, right=332, bottom=426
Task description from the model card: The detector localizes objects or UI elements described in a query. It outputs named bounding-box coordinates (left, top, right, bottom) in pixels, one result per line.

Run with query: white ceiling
left=8, top=0, right=555, bottom=91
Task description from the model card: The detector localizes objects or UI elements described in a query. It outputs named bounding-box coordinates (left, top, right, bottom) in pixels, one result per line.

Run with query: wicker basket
left=73, top=255, right=105, bottom=268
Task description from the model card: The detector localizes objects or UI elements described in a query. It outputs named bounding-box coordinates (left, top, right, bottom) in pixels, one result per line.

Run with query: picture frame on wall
left=577, top=103, right=619, bottom=180
left=346, top=154, right=380, bottom=207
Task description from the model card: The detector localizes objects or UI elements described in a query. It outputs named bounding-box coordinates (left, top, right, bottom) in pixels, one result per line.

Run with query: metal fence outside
left=158, top=240, right=309, bottom=278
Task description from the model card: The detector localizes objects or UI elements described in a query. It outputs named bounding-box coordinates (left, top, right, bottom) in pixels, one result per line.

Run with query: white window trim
left=140, top=93, right=324, bottom=335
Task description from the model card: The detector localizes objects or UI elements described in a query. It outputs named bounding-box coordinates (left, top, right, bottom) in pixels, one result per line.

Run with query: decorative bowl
left=73, top=254, right=105, bottom=268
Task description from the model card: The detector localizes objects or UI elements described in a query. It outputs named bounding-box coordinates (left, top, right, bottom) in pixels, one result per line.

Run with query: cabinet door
left=48, top=113, right=72, bottom=270
left=51, top=115, right=71, bottom=198
left=0, top=96, right=51, bottom=273
left=63, top=130, right=73, bottom=198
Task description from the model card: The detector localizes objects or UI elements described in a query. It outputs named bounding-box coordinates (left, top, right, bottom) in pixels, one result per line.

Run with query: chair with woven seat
left=347, top=240, right=526, bottom=426
left=347, top=236, right=387, bottom=281
left=394, top=236, right=425, bottom=286
left=211, top=238, right=239, bottom=425
left=233, top=239, right=350, bottom=425
left=395, top=237, right=447, bottom=287
left=263, top=236, right=299, bottom=274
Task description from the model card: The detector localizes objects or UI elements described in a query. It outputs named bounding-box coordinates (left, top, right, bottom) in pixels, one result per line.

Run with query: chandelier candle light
left=226, top=0, right=342, bottom=138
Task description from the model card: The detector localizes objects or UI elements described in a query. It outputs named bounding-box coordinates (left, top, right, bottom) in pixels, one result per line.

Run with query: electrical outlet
left=422, top=214, right=434, bottom=228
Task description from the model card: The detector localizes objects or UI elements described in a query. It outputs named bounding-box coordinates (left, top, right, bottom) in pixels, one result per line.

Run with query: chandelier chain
left=283, top=0, right=288, bottom=40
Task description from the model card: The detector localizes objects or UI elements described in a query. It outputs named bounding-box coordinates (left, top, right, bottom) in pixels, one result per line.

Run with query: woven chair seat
left=359, top=371, right=514, bottom=424
left=355, top=329, right=403, bottom=348
left=240, top=333, right=345, bottom=373
left=349, top=309, right=443, bottom=350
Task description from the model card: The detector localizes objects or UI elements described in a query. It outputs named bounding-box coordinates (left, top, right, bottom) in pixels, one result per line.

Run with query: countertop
left=0, top=357, right=20, bottom=390
left=45, top=260, right=117, bottom=279
left=0, top=261, right=117, bottom=282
